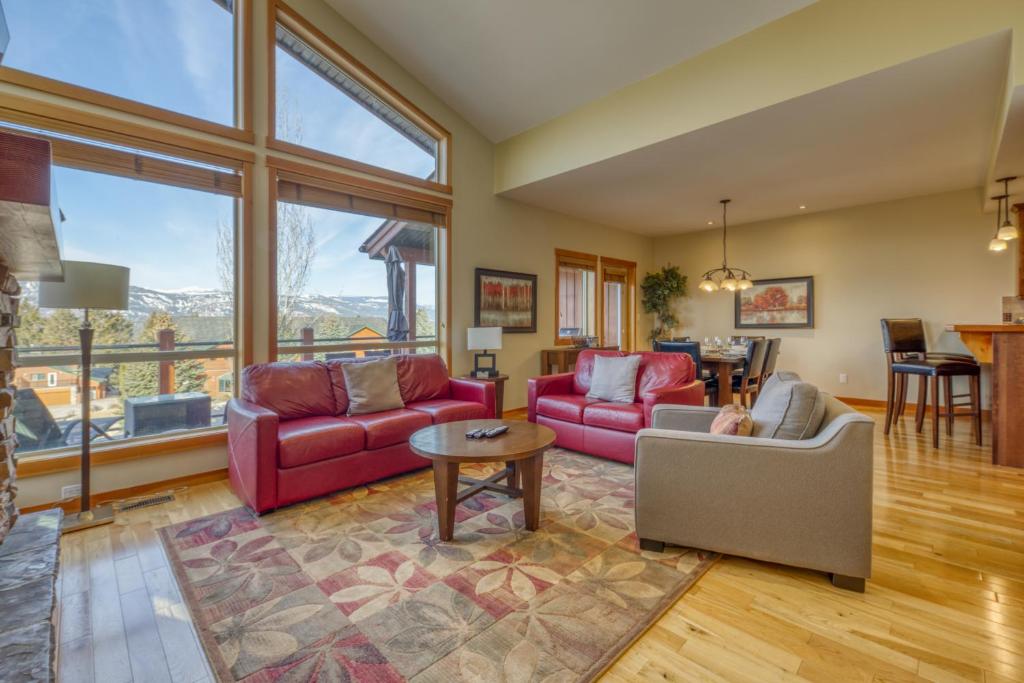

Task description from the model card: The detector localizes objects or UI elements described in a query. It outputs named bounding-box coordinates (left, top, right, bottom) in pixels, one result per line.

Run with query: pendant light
left=996, top=176, right=1018, bottom=241
left=989, top=193, right=1008, bottom=252
left=699, top=199, right=753, bottom=293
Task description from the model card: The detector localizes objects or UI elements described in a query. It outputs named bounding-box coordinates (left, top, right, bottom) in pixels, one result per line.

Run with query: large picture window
left=0, top=0, right=239, bottom=128
left=11, top=131, right=241, bottom=456
left=555, top=250, right=636, bottom=349
left=270, top=164, right=450, bottom=362
left=270, top=2, right=450, bottom=187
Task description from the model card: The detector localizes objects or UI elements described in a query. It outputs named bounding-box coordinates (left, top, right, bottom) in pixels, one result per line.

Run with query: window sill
left=17, top=428, right=228, bottom=478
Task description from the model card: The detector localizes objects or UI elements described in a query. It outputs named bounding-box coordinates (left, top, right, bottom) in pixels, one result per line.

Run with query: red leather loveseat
left=227, top=354, right=494, bottom=513
left=527, top=349, right=703, bottom=463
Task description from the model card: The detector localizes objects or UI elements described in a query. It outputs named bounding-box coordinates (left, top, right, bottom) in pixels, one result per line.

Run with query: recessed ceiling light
left=799, top=205, right=807, bottom=210
left=707, top=221, right=714, bottom=225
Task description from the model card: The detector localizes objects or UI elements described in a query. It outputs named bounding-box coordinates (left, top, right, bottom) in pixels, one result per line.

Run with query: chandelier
left=699, top=199, right=753, bottom=292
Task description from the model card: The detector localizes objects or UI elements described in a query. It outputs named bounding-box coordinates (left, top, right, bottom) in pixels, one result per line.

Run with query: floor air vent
left=117, top=493, right=175, bottom=512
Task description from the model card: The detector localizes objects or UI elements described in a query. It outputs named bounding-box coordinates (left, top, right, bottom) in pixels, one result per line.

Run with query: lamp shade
left=467, top=326, right=502, bottom=351
left=38, top=260, right=130, bottom=310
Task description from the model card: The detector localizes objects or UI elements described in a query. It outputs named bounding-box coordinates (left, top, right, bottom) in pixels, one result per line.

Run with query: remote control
left=465, top=428, right=486, bottom=439
left=484, top=426, right=509, bottom=438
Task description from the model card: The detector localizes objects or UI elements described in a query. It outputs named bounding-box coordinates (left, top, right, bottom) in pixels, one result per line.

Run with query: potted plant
left=641, top=264, right=687, bottom=345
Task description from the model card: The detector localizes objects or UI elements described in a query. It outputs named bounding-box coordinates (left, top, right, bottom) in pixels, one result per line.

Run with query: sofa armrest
left=527, top=373, right=575, bottom=422
left=226, top=398, right=280, bottom=514
left=450, top=378, right=497, bottom=418
left=650, top=403, right=720, bottom=432
left=634, top=414, right=875, bottom=578
left=641, top=380, right=705, bottom=427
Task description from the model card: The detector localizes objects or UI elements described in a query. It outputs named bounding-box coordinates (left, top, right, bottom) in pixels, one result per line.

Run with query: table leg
left=505, top=460, right=519, bottom=490
left=715, top=361, right=734, bottom=406
left=520, top=451, right=544, bottom=531
left=432, top=460, right=459, bottom=541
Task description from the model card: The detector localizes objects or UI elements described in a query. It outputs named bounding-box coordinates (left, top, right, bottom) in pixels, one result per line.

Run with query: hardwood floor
left=54, top=409, right=1024, bottom=682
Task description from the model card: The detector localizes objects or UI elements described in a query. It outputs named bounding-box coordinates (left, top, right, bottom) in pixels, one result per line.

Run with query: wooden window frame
left=598, top=256, right=637, bottom=352
left=554, top=250, right=637, bottom=350
left=268, top=0, right=452, bottom=195
left=266, top=157, right=452, bottom=368
left=11, top=129, right=253, bottom=464
left=0, top=0, right=254, bottom=143
left=554, top=249, right=599, bottom=347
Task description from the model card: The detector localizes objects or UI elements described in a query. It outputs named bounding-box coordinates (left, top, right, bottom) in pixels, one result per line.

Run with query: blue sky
left=4, top=0, right=435, bottom=300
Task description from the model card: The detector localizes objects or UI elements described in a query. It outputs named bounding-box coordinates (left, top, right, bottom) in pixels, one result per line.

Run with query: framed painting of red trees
left=735, top=276, right=814, bottom=329
left=474, top=268, right=538, bottom=332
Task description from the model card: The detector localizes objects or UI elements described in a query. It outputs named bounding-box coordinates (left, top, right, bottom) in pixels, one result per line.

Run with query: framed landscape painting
left=735, top=276, right=814, bottom=329
left=474, top=268, right=537, bottom=333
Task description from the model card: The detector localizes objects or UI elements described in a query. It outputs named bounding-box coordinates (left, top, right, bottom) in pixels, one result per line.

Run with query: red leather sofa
left=227, top=354, right=494, bottom=513
left=527, top=349, right=703, bottom=463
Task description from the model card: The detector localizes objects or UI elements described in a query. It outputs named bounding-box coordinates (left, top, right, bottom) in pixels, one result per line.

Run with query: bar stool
left=880, top=319, right=982, bottom=447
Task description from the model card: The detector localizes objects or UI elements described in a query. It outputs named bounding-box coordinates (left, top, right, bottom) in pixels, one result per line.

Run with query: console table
left=540, top=346, right=618, bottom=375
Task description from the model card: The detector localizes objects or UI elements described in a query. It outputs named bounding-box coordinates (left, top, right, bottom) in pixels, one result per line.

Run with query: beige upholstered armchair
left=634, top=386, right=874, bottom=591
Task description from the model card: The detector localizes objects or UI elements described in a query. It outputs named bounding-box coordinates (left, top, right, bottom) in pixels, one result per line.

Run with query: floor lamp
left=39, top=260, right=130, bottom=533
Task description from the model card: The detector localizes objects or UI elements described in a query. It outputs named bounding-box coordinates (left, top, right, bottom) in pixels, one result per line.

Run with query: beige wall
left=653, top=188, right=1016, bottom=404
left=15, top=0, right=654, bottom=507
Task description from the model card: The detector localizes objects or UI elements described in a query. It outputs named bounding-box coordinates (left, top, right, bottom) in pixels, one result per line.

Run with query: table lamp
left=38, top=260, right=130, bottom=533
left=467, top=326, right=502, bottom=378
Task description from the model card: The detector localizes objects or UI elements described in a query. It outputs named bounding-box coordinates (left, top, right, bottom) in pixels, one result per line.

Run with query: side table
left=462, top=373, right=509, bottom=417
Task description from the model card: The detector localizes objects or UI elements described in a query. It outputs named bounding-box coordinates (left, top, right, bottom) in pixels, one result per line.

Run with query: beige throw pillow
left=709, top=404, right=754, bottom=436
left=586, top=354, right=641, bottom=403
left=342, top=357, right=405, bottom=415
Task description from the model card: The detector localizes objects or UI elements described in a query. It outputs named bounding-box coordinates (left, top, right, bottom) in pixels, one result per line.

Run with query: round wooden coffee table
left=409, top=419, right=556, bottom=541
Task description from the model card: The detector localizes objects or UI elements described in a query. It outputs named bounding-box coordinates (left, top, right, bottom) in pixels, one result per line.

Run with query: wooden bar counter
left=952, top=324, right=1024, bottom=468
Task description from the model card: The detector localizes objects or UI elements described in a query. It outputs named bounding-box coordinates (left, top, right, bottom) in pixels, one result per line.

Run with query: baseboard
left=18, top=468, right=229, bottom=514
left=836, top=396, right=991, bottom=420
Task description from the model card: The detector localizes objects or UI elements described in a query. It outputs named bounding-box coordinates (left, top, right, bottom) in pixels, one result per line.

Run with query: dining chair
left=705, top=338, right=768, bottom=407
left=760, top=338, right=782, bottom=385
left=879, top=318, right=981, bottom=447
left=653, top=340, right=710, bottom=404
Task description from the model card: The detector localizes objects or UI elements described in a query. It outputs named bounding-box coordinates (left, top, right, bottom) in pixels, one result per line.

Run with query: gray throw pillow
left=342, top=357, right=405, bottom=415
left=750, top=371, right=827, bottom=439
left=586, top=354, right=641, bottom=403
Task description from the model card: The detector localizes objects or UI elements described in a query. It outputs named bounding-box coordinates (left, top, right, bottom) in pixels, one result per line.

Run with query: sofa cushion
left=572, top=349, right=625, bottom=395
left=242, top=361, right=335, bottom=420
left=535, top=394, right=598, bottom=424
left=325, top=359, right=352, bottom=415
left=637, top=352, right=694, bottom=397
left=278, top=416, right=365, bottom=469
left=586, top=354, right=641, bottom=403
left=583, top=401, right=645, bottom=433
left=407, top=399, right=487, bottom=424
left=342, top=357, right=405, bottom=416
left=750, top=371, right=827, bottom=439
left=347, top=408, right=432, bottom=449
left=397, top=354, right=451, bottom=403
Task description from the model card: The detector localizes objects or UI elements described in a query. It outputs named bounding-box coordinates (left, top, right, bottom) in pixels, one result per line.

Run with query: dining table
left=699, top=350, right=747, bottom=407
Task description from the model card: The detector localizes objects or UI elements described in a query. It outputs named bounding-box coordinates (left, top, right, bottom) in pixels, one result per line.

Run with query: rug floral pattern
left=160, top=449, right=718, bottom=682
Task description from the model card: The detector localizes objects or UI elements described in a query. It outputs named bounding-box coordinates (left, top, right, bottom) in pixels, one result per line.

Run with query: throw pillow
left=709, top=404, right=754, bottom=436
left=586, top=354, right=642, bottom=403
left=750, top=371, right=826, bottom=439
left=341, top=357, right=405, bottom=415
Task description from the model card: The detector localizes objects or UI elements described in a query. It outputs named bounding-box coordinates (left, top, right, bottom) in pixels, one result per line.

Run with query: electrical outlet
left=61, top=484, right=81, bottom=500
left=839, top=373, right=849, bottom=385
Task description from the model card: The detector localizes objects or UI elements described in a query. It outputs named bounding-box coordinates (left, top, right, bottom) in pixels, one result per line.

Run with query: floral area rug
left=159, top=449, right=718, bottom=682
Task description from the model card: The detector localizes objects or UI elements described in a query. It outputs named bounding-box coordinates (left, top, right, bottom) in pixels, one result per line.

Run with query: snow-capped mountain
left=20, top=283, right=429, bottom=323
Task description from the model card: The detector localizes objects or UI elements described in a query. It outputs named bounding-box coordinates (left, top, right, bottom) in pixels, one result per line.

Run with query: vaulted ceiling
left=327, top=0, right=1024, bottom=233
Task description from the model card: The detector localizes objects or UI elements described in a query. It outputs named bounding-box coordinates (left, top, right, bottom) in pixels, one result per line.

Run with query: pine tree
left=41, top=308, right=81, bottom=346
left=92, top=311, right=133, bottom=345
left=15, top=301, right=44, bottom=347
left=119, top=310, right=207, bottom=397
